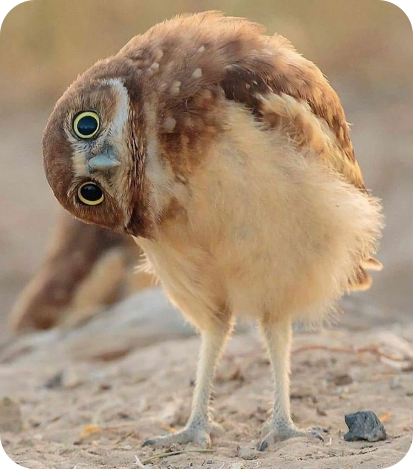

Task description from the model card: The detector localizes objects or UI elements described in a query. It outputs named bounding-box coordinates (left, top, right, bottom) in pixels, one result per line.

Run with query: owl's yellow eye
left=77, top=182, right=104, bottom=206
left=73, top=111, right=100, bottom=139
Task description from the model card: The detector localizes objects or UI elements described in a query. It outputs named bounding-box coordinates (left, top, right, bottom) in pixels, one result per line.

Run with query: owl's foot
left=142, top=421, right=223, bottom=448
left=258, top=422, right=326, bottom=451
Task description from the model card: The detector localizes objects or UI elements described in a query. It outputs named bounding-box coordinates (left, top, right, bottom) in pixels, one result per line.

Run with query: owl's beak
left=87, top=145, right=121, bottom=172
left=88, top=154, right=121, bottom=171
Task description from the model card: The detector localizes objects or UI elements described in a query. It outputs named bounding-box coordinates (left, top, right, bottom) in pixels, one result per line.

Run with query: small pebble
left=44, top=369, right=82, bottom=389
left=43, top=371, right=64, bottom=389
left=237, top=446, right=258, bottom=460
left=344, top=411, right=387, bottom=442
left=333, top=374, right=353, bottom=386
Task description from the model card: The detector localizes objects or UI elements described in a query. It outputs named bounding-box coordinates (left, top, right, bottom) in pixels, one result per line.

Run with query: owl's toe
left=258, top=423, right=327, bottom=451
left=142, top=425, right=212, bottom=448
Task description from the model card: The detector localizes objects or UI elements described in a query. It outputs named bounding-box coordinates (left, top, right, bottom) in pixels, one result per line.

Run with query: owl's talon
left=258, top=423, right=326, bottom=450
left=312, top=426, right=329, bottom=434
left=142, top=439, right=156, bottom=447
left=308, top=429, right=325, bottom=442
left=258, top=439, right=269, bottom=452
left=142, top=423, right=214, bottom=448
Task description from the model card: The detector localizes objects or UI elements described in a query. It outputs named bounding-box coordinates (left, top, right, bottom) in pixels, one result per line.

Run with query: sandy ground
left=0, top=289, right=412, bottom=469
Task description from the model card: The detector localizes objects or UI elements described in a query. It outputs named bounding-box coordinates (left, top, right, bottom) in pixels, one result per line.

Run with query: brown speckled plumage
left=43, top=12, right=383, bottom=449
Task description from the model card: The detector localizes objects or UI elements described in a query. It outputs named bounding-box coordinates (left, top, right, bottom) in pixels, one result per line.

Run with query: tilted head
left=42, top=13, right=230, bottom=239
left=43, top=57, right=151, bottom=236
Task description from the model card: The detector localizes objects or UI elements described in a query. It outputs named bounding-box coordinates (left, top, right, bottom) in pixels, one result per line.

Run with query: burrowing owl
left=43, top=12, right=383, bottom=450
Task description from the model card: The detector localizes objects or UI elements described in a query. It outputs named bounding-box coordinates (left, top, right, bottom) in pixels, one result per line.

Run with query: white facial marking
left=72, top=150, right=89, bottom=177
left=65, top=128, right=94, bottom=178
left=101, top=78, right=130, bottom=141
left=100, top=78, right=131, bottom=224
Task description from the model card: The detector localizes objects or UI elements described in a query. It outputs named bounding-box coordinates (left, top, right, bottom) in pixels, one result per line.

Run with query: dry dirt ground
left=0, top=290, right=412, bottom=469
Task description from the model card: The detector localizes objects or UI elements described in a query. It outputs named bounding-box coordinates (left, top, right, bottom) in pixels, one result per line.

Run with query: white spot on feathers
left=154, top=49, right=164, bottom=61
left=192, top=68, right=202, bottom=79
left=170, top=81, right=181, bottom=96
left=162, top=117, right=177, bottom=133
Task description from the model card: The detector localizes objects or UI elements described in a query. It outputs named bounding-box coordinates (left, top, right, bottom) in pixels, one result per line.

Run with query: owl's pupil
left=77, top=116, right=98, bottom=136
left=80, top=183, right=102, bottom=202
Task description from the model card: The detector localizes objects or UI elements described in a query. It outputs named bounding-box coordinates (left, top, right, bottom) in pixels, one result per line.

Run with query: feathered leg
left=258, top=316, right=325, bottom=451
left=143, top=321, right=230, bottom=447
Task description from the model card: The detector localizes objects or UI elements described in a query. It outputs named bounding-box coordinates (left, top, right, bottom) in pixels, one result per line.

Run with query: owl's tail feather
left=361, top=257, right=383, bottom=271
left=348, top=258, right=383, bottom=292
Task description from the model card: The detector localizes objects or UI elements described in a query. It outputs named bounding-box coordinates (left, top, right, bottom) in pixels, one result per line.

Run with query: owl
left=43, top=12, right=383, bottom=450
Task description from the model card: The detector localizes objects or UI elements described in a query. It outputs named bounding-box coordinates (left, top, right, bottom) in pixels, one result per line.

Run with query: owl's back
left=113, top=11, right=365, bottom=190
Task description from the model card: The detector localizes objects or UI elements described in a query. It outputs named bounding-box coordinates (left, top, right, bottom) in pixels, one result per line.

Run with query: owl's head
left=43, top=61, right=150, bottom=237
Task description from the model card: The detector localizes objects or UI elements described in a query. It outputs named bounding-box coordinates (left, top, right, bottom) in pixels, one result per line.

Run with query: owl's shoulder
left=116, top=13, right=364, bottom=188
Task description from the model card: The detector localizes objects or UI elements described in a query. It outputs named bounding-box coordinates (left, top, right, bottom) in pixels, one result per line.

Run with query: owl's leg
left=142, top=322, right=230, bottom=448
left=258, top=316, right=325, bottom=451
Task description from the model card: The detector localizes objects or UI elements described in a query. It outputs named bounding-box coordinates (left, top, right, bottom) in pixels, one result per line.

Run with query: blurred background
left=0, top=0, right=412, bottom=341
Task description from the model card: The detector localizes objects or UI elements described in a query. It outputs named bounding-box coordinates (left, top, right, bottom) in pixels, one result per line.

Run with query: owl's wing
left=220, top=34, right=366, bottom=191
left=217, top=31, right=381, bottom=285
left=136, top=13, right=364, bottom=189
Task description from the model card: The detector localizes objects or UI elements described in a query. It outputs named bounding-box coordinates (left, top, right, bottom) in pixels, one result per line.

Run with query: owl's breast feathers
left=105, top=11, right=364, bottom=190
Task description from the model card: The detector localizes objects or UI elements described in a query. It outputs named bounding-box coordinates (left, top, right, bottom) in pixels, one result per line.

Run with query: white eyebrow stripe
left=100, top=78, right=130, bottom=139
left=66, top=128, right=91, bottom=177
left=98, top=78, right=132, bottom=226
left=72, top=150, right=89, bottom=178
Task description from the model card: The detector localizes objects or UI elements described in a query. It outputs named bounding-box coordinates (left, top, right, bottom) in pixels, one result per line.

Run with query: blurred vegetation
left=0, top=0, right=411, bottom=112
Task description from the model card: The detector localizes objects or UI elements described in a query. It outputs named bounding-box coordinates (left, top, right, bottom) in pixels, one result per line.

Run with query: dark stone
left=43, top=371, right=63, bottom=389
left=344, top=411, right=387, bottom=442
left=333, top=373, right=353, bottom=386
